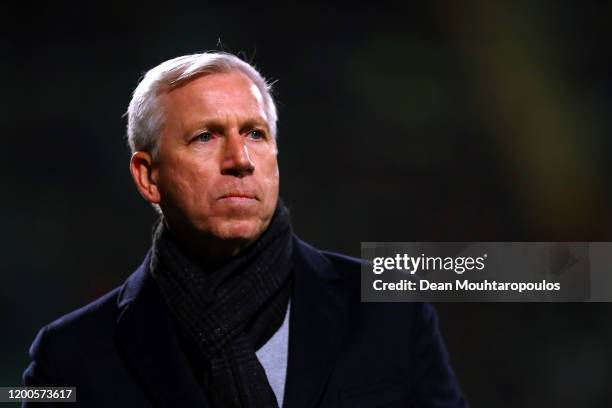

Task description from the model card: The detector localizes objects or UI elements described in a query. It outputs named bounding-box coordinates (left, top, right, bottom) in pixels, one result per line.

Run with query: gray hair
left=126, top=52, right=278, bottom=159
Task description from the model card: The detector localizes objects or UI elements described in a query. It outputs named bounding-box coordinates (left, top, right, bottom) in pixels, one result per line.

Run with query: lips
left=218, top=192, right=258, bottom=200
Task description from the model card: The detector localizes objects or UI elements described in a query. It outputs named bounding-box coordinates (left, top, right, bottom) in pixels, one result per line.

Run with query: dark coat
left=23, top=236, right=468, bottom=407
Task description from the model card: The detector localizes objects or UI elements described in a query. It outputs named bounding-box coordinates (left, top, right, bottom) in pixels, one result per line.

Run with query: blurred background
left=3, top=1, right=612, bottom=406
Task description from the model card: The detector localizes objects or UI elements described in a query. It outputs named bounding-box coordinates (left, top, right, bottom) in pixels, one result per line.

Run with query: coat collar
left=283, top=236, right=350, bottom=408
left=115, top=251, right=211, bottom=408
left=114, top=236, right=350, bottom=408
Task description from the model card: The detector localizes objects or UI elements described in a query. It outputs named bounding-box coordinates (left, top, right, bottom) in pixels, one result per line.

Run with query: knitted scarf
left=149, top=202, right=293, bottom=407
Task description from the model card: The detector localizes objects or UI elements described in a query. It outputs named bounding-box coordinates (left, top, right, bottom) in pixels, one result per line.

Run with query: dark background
left=3, top=1, right=612, bottom=406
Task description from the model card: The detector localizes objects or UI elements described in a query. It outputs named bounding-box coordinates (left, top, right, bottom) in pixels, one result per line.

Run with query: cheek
left=160, top=160, right=215, bottom=208
left=261, top=158, right=280, bottom=192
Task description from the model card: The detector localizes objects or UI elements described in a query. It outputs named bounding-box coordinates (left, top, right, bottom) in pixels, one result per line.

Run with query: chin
left=213, top=219, right=264, bottom=243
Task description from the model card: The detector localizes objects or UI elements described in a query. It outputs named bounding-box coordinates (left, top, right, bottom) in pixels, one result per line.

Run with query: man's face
left=153, top=70, right=279, bottom=249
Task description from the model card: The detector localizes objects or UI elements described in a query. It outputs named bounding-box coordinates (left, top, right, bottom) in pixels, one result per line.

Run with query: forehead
left=161, top=70, right=267, bottom=124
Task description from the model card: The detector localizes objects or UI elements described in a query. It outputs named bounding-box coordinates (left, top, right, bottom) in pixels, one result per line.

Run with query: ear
left=130, top=151, right=161, bottom=204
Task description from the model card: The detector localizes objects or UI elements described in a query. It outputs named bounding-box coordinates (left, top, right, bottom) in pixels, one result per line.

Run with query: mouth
left=218, top=192, right=258, bottom=201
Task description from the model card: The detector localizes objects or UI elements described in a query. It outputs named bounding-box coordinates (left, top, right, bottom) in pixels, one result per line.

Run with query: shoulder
left=292, top=236, right=364, bottom=280
left=320, top=249, right=364, bottom=273
left=25, top=255, right=149, bottom=384
left=300, top=242, right=466, bottom=404
left=294, top=237, right=433, bottom=329
left=27, top=286, right=122, bottom=378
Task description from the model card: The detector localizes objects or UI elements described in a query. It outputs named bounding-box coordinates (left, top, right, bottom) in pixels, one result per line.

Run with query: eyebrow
left=240, top=119, right=270, bottom=133
left=190, top=117, right=270, bottom=135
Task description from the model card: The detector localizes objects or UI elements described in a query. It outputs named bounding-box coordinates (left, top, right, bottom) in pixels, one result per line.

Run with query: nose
left=220, top=132, right=255, bottom=177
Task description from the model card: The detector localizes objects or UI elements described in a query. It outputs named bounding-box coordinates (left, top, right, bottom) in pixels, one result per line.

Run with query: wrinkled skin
left=130, top=70, right=279, bottom=259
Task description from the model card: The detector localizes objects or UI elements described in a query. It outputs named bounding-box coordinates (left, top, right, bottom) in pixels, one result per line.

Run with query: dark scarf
left=149, top=202, right=293, bottom=408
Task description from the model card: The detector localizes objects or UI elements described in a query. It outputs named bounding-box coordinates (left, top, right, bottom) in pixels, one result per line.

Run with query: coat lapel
left=114, top=252, right=210, bottom=408
left=283, top=237, right=350, bottom=408
left=113, top=238, right=350, bottom=408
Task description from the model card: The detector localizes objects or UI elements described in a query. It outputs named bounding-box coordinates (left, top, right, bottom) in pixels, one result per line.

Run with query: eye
left=194, top=131, right=212, bottom=142
left=248, top=129, right=265, bottom=140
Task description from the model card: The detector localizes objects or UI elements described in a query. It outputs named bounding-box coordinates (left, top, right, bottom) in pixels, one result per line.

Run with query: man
left=23, top=52, right=468, bottom=407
